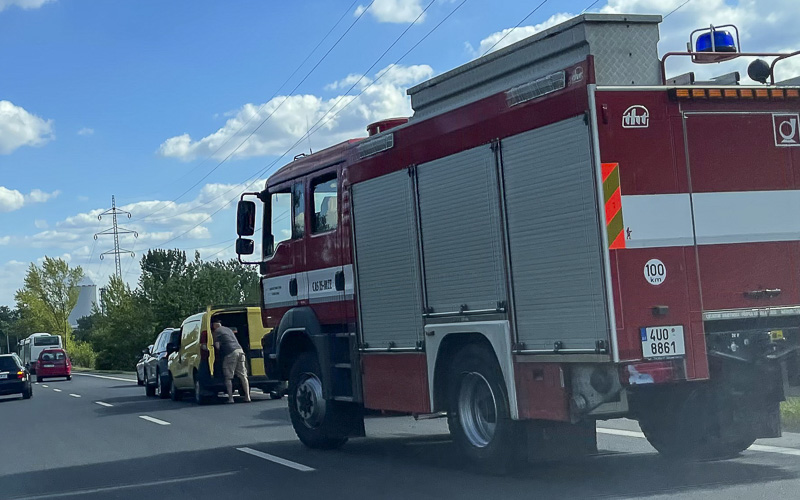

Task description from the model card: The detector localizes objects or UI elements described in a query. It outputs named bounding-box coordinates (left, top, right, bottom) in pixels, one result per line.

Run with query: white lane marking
left=596, top=427, right=800, bottom=456
left=750, top=444, right=800, bottom=457
left=52, top=389, right=62, bottom=392
left=11, top=471, right=238, bottom=499
left=236, top=447, right=315, bottom=472
left=41, top=385, right=48, bottom=388
left=69, top=393, right=81, bottom=398
left=597, top=428, right=645, bottom=439
left=139, top=415, right=170, bottom=426
left=94, top=401, right=113, bottom=407
left=73, top=372, right=136, bottom=383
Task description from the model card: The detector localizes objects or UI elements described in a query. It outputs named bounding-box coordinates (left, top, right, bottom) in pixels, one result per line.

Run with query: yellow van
left=167, top=306, right=285, bottom=404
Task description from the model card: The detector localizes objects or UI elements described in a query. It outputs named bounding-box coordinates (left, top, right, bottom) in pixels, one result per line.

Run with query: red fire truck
left=235, top=13, right=800, bottom=466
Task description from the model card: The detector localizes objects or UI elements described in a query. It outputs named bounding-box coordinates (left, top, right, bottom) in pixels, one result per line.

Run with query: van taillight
left=200, top=330, right=209, bottom=361
left=16, top=371, right=24, bottom=379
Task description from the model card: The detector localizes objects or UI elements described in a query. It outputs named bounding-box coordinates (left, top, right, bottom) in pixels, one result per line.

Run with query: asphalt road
left=2, top=374, right=800, bottom=499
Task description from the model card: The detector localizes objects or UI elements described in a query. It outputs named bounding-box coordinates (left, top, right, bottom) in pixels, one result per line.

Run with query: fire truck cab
left=236, top=13, right=800, bottom=467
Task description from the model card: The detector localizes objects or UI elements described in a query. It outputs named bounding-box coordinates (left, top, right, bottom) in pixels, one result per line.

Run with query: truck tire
left=288, top=352, right=348, bottom=450
left=158, top=371, right=170, bottom=399
left=446, top=344, right=522, bottom=471
left=145, top=380, right=156, bottom=397
left=638, top=386, right=756, bottom=460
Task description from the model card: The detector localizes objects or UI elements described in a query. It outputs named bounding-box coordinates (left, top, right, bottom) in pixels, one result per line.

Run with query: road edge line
left=236, top=447, right=315, bottom=472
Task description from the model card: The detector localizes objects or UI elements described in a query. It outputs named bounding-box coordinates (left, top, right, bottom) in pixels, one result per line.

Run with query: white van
left=19, top=333, right=63, bottom=374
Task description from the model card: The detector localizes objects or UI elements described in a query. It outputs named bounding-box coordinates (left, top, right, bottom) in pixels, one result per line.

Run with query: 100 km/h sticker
left=644, top=259, right=666, bottom=285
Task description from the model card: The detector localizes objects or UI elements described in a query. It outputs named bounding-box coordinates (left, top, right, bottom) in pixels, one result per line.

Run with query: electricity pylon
left=94, top=195, right=138, bottom=279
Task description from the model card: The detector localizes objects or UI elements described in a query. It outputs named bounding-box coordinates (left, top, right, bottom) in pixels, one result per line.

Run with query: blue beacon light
left=696, top=30, right=737, bottom=53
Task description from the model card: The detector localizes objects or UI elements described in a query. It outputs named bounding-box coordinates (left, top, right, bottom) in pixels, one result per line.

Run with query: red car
left=36, top=349, right=71, bottom=382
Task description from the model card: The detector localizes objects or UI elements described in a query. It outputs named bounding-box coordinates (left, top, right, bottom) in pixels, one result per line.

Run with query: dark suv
left=144, top=328, right=180, bottom=399
left=0, top=354, right=32, bottom=400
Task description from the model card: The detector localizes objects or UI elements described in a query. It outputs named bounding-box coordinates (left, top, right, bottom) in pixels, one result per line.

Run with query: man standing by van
left=211, top=318, right=251, bottom=403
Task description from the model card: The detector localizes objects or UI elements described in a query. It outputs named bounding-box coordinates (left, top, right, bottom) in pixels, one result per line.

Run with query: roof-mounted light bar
left=670, top=87, right=800, bottom=100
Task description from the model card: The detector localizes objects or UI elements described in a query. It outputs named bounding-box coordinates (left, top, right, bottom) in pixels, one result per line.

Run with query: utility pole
left=95, top=195, right=138, bottom=279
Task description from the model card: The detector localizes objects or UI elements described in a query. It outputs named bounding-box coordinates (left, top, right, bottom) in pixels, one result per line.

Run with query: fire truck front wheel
left=288, top=352, right=348, bottom=450
left=447, top=344, right=522, bottom=469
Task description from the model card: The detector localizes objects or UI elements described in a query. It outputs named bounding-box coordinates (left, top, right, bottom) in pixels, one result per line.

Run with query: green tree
left=0, top=306, right=20, bottom=354
left=14, top=257, right=84, bottom=351
left=91, top=276, right=155, bottom=370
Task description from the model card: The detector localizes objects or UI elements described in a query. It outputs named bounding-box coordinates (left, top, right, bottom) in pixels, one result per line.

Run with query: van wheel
left=158, top=371, right=170, bottom=399
left=288, top=353, right=348, bottom=449
left=170, top=374, right=181, bottom=402
left=22, top=387, right=32, bottom=399
left=36, top=376, right=42, bottom=383
left=66, top=375, right=71, bottom=381
left=194, top=376, right=209, bottom=405
left=447, top=344, right=522, bottom=471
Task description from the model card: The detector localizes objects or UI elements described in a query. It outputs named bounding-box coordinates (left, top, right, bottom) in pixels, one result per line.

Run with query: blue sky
left=1, top=0, right=799, bottom=306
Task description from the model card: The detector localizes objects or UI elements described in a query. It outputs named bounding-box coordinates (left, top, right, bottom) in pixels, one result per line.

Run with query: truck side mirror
left=236, top=238, right=255, bottom=256
left=237, top=200, right=256, bottom=236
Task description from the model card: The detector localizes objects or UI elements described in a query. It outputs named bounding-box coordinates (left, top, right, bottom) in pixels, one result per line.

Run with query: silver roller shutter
left=352, top=169, right=423, bottom=349
left=416, top=145, right=506, bottom=314
left=502, top=115, right=609, bottom=351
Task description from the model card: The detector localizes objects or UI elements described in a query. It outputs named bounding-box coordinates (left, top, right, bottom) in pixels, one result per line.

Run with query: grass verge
left=782, top=397, right=800, bottom=432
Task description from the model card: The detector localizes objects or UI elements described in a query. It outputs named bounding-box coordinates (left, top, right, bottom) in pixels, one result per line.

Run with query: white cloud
left=158, top=64, right=433, bottom=161
left=0, top=101, right=54, bottom=154
left=0, top=236, right=10, bottom=246
left=77, top=127, right=94, bottom=136
left=0, top=187, right=25, bottom=212
left=355, top=0, right=425, bottom=23
left=77, top=195, right=89, bottom=202
left=0, top=0, right=54, bottom=12
left=468, top=13, right=574, bottom=57
left=26, top=188, right=59, bottom=203
left=34, top=219, right=48, bottom=229
left=0, top=186, right=57, bottom=212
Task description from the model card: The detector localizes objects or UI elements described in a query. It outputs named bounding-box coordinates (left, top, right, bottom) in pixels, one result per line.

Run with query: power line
left=664, top=0, right=693, bottom=19
left=480, top=0, right=550, bottom=57
left=130, top=0, right=374, bottom=225
left=307, top=0, right=467, bottom=137
left=582, top=1, right=600, bottom=13
left=145, top=0, right=465, bottom=252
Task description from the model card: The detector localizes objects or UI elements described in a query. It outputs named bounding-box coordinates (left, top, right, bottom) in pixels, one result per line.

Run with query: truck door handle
left=289, top=278, right=298, bottom=297
left=744, top=288, right=781, bottom=299
left=335, top=270, right=345, bottom=291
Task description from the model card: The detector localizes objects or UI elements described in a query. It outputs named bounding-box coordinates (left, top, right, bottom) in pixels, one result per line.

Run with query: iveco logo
left=622, top=105, right=650, bottom=129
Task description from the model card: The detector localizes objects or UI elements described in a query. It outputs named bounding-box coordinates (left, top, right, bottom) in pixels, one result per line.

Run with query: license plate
left=44, top=364, right=55, bottom=368
left=0, top=373, right=7, bottom=379
left=641, top=325, right=686, bottom=359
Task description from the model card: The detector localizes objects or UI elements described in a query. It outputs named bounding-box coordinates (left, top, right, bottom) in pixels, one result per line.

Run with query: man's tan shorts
left=222, top=349, right=247, bottom=380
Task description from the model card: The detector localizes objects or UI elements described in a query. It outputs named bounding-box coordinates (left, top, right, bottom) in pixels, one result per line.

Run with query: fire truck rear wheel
left=447, top=344, right=522, bottom=470
left=288, top=352, right=348, bottom=450
left=638, top=386, right=756, bottom=460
